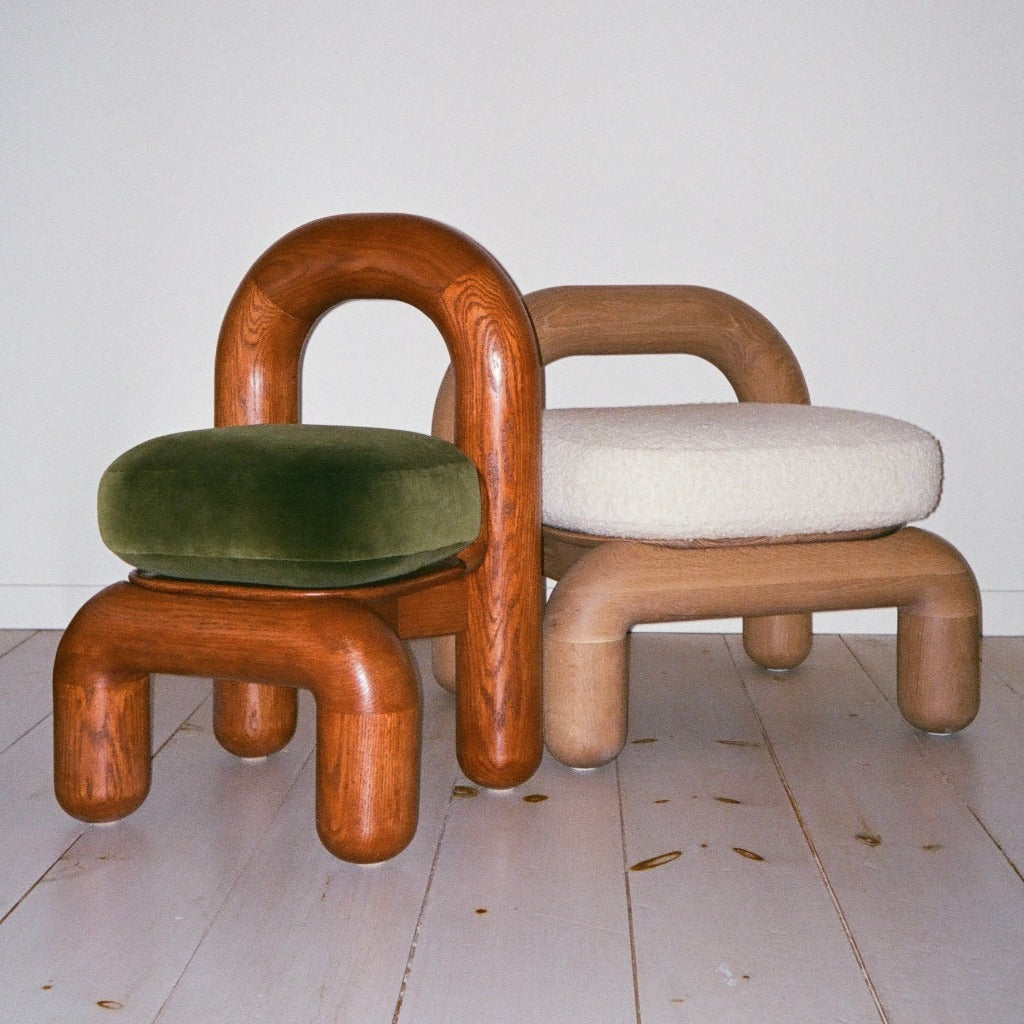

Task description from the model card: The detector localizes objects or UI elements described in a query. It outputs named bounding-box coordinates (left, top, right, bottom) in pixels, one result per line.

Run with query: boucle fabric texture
left=543, top=403, right=942, bottom=541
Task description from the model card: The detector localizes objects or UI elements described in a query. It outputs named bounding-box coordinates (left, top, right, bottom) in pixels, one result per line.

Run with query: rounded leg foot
left=54, top=652, right=151, bottom=822
left=897, top=610, right=980, bottom=734
left=315, top=705, right=421, bottom=863
left=743, top=613, right=813, bottom=670
left=213, top=680, right=298, bottom=758
left=544, top=637, right=629, bottom=768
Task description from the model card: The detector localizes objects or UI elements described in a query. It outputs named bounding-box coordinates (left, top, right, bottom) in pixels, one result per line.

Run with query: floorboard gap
left=615, top=760, right=643, bottom=1024
left=391, top=772, right=459, bottom=1024
left=729, top=642, right=892, bottom=1024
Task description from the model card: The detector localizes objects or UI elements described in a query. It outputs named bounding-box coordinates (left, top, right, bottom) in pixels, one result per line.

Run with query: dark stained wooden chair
left=53, top=214, right=543, bottom=863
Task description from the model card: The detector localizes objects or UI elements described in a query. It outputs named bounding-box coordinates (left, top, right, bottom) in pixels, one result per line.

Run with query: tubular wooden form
left=544, top=528, right=980, bottom=767
left=430, top=284, right=816, bottom=691
left=54, top=214, right=543, bottom=863
left=437, top=284, right=980, bottom=769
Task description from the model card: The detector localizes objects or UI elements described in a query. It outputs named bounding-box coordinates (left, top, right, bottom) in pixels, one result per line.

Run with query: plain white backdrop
left=2, top=1, right=1021, bottom=630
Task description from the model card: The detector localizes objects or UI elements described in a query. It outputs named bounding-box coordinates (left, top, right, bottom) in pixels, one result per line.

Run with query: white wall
left=2, top=1, right=1021, bottom=632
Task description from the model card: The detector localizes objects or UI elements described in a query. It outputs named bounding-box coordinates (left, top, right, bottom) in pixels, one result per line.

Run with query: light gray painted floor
left=1, top=629, right=1021, bottom=1023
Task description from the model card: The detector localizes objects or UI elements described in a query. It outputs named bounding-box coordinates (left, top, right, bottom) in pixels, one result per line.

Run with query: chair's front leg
left=315, top=703, right=420, bottom=864
left=54, top=589, right=152, bottom=823
left=545, top=634, right=630, bottom=769
left=456, top=573, right=543, bottom=790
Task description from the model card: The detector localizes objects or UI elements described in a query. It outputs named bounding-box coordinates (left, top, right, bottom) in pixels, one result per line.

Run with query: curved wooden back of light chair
left=525, top=284, right=814, bottom=666
left=526, top=284, right=809, bottom=402
left=432, top=283, right=814, bottom=681
left=214, top=213, right=544, bottom=788
left=492, top=285, right=977, bottom=771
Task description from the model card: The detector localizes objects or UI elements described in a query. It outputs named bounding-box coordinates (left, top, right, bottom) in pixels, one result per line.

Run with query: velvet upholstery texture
left=98, top=424, right=482, bottom=588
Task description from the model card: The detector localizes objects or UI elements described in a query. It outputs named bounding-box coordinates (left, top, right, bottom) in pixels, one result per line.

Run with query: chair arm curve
left=525, top=284, right=810, bottom=405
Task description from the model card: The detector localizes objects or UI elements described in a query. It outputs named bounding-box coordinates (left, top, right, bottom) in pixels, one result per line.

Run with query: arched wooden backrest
left=215, top=213, right=544, bottom=787
left=432, top=283, right=809, bottom=442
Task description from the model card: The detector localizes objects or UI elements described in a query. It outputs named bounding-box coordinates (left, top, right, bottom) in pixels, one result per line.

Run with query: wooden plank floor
left=1, top=629, right=1021, bottom=1023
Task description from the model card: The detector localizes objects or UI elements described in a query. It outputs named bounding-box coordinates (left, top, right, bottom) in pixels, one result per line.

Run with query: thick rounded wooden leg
left=54, top=640, right=151, bottom=822
left=742, top=612, right=813, bottom=670
left=545, top=637, right=629, bottom=768
left=456, top=575, right=543, bottom=790
left=213, top=680, right=297, bottom=758
left=897, top=609, right=980, bottom=734
left=314, top=704, right=420, bottom=864
left=430, top=635, right=457, bottom=694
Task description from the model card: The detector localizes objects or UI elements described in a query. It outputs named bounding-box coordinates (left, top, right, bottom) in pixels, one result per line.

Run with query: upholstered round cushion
left=542, top=403, right=942, bottom=541
left=99, top=424, right=482, bottom=588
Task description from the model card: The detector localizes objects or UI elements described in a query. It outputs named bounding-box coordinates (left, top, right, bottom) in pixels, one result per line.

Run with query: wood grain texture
left=619, top=635, right=885, bottom=1023
left=526, top=284, right=810, bottom=404
left=483, top=284, right=979, bottom=767
left=55, top=578, right=422, bottom=863
left=11, top=632, right=1024, bottom=1021
left=0, top=631, right=62, bottom=754
left=433, top=283, right=815, bottom=676
left=1, top=670, right=209, bottom=921
left=731, top=634, right=1024, bottom=1022
left=146, top=643, right=459, bottom=1024
left=55, top=215, right=544, bottom=866
left=213, top=213, right=543, bottom=789
left=529, top=285, right=814, bottom=671
left=849, top=634, right=1024, bottom=882
left=545, top=528, right=980, bottom=766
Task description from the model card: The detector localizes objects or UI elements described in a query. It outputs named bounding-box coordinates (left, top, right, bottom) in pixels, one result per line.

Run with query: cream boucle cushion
left=542, top=403, right=942, bottom=541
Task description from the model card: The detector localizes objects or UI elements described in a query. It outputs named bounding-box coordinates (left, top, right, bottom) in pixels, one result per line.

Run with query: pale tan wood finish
left=523, top=286, right=980, bottom=768
left=53, top=214, right=544, bottom=863
left=545, top=528, right=980, bottom=766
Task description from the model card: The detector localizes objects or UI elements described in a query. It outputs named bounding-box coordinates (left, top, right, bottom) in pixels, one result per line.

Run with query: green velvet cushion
left=98, top=424, right=482, bottom=588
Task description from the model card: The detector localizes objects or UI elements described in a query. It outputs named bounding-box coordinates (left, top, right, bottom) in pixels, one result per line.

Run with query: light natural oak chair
left=423, top=284, right=981, bottom=768
left=53, top=214, right=543, bottom=863
left=531, top=286, right=980, bottom=768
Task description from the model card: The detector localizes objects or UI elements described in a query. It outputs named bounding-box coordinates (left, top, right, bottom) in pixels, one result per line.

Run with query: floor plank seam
left=151, top=691, right=213, bottom=760
left=391, top=772, right=459, bottom=1024
left=981, top=644, right=1024, bottom=699
left=0, top=831, right=87, bottom=929
left=839, top=635, right=1024, bottom=874
left=728, top=641, right=893, bottom=1024
left=965, top=805, right=1024, bottom=889
left=615, top=759, right=643, bottom=1024
left=151, top=742, right=320, bottom=1023
left=0, top=711, right=52, bottom=762
left=0, top=630, right=39, bottom=660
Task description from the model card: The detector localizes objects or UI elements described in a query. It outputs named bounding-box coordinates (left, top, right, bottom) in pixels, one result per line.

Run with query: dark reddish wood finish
left=213, top=215, right=543, bottom=789
left=54, top=579, right=421, bottom=863
left=54, top=214, right=544, bottom=862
